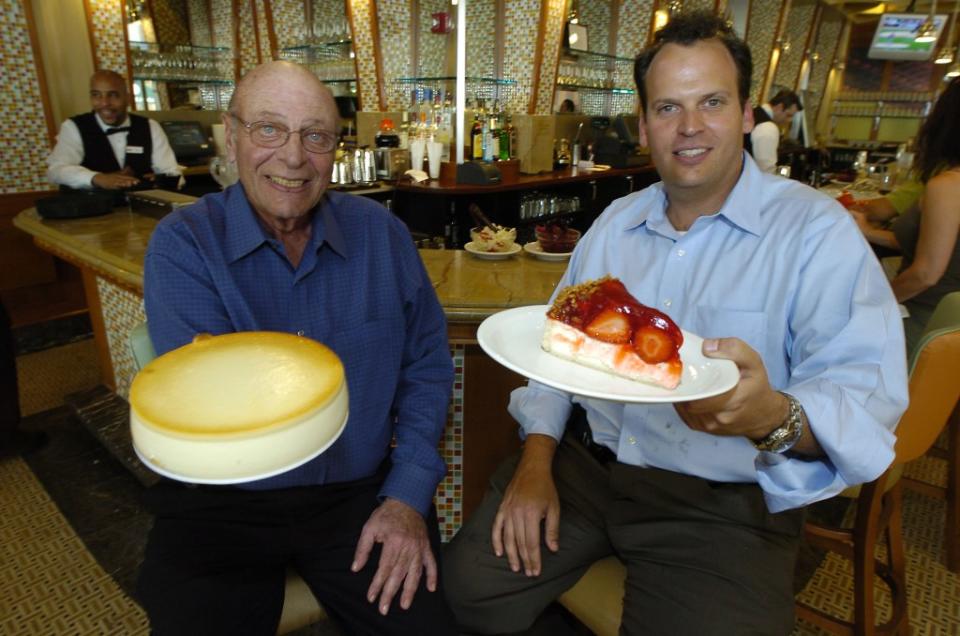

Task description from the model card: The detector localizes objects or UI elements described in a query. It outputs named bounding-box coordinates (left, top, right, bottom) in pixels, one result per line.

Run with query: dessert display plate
left=477, top=305, right=739, bottom=403
left=464, top=241, right=522, bottom=260
left=523, top=241, right=573, bottom=261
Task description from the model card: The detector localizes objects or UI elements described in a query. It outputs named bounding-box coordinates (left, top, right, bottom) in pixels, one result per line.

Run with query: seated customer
left=137, top=61, right=457, bottom=635
left=445, top=12, right=907, bottom=635
left=848, top=178, right=923, bottom=229
left=47, top=70, right=181, bottom=191
left=850, top=77, right=960, bottom=354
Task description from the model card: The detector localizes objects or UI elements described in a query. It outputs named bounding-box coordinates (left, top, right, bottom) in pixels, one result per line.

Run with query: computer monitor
left=868, top=13, right=948, bottom=61
left=159, top=120, right=213, bottom=162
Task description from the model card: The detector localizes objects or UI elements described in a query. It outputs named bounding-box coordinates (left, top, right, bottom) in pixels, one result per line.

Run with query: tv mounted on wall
left=868, top=13, right=948, bottom=61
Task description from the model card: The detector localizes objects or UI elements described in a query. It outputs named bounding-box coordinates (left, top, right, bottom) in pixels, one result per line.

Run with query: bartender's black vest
left=743, top=105, right=772, bottom=157
left=70, top=112, right=152, bottom=177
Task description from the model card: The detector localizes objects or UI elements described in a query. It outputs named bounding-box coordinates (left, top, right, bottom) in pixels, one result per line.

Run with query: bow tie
left=105, top=126, right=130, bottom=136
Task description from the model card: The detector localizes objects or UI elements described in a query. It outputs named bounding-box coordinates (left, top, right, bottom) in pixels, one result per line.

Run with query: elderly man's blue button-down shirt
left=144, top=185, right=452, bottom=515
left=510, top=154, right=909, bottom=513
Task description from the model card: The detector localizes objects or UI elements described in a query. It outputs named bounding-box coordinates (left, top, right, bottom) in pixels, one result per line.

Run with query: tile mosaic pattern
left=211, top=0, right=234, bottom=52
left=615, top=0, right=655, bottom=109
left=773, top=0, right=815, bottom=94
left=86, top=0, right=128, bottom=73
left=349, top=0, right=381, bottom=110
left=745, top=0, right=785, bottom=105
left=580, top=0, right=611, bottom=55
left=238, top=0, right=260, bottom=75
left=188, top=0, right=213, bottom=46
left=436, top=344, right=465, bottom=541
left=0, top=0, right=55, bottom=194
left=503, top=0, right=542, bottom=113
left=269, top=0, right=303, bottom=49
left=534, top=0, right=567, bottom=114
left=377, top=0, right=414, bottom=110
left=96, top=277, right=146, bottom=400
left=154, top=0, right=191, bottom=46
left=417, top=0, right=447, bottom=78
left=466, top=0, right=496, bottom=79
left=682, top=0, right=719, bottom=12
left=255, top=0, right=273, bottom=60
left=805, top=7, right=843, bottom=135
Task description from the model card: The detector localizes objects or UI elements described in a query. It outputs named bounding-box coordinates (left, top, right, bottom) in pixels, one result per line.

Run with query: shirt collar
left=95, top=113, right=131, bottom=131
left=223, top=184, right=348, bottom=263
left=625, top=151, right=764, bottom=237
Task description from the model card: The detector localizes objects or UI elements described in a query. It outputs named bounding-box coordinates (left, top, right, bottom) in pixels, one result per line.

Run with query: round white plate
left=477, top=305, right=740, bottom=403
left=523, top=241, right=573, bottom=261
left=133, top=410, right=348, bottom=485
left=464, top=241, right=522, bottom=260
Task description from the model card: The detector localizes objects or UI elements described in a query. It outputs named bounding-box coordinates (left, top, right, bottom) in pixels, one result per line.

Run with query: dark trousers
left=444, top=434, right=804, bottom=635
left=136, top=470, right=457, bottom=636
left=0, top=301, right=21, bottom=433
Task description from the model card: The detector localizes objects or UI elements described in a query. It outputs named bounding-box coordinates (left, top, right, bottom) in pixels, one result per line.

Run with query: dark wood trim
left=794, top=2, right=822, bottom=91
left=528, top=0, right=551, bottom=113
left=205, top=0, right=216, bottom=47
left=232, top=0, right=243, bottom=81
left=122, top=0, right=135, bottom=98
left=21, top=0, right=57, bottom=147
left=82, top=0, right=100, bottom=70
left=369, top=0, right=386, bottom=111
left=250, top=0, right=263, bottom=64
left=761, top=0, right=792, bottom=104
left=263, top=0, right=278, bottom=60
left=648, top=0, right=661, bottom=46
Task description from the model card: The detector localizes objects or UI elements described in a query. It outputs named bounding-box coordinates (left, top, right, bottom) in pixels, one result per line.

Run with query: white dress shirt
left=750, top=104, right=780, bottom=174
left=47, top=113, right=181, bottom=189
left=509, top=153, right=908, bottom=513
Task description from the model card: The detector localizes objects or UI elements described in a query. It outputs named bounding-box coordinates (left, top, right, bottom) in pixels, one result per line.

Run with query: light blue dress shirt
left=509, top=154, right=908, bottom=513
left=144, top=185, right=452, bottom=515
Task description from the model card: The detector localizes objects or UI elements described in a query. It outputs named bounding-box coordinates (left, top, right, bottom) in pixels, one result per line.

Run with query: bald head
left=229, top=61, right=336, bottom=120
left=90, top=70, right=129, bottom=125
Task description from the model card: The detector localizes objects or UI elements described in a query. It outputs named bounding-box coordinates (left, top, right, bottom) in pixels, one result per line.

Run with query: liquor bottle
left=471, top=113, right=483, bottom=160
left=398, top=112, right=410, bottom=150
left=499, top=113, right=512, bottom=160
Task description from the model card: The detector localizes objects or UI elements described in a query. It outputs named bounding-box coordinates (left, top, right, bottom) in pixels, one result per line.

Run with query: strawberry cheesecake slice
left=541, top=277, right=683, bottom=389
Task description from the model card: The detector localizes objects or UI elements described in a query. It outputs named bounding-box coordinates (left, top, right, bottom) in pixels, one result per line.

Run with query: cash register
left=160, top=120, right=215, bottom=166
left=593, top=115, right=648, bottom=169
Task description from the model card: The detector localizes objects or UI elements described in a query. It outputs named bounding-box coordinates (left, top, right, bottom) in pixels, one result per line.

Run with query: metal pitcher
left=351, top=148, right=364, bottom=184
left=362, top=148, right=377, bottom=184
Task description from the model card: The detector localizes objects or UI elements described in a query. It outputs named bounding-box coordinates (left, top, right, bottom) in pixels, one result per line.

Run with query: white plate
left=523, top=241, right=573, bottom=261
left=477, top=305, right=740, bottom=403
left=464, top=241, right=522, bottom=259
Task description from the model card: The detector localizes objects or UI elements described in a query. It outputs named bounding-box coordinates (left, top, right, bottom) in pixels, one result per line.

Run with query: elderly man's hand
left=92, top=171, right=140, bottom=190
left=674, top=337, right=786, bottom=441
left=351, top=498, right=437, bottom=616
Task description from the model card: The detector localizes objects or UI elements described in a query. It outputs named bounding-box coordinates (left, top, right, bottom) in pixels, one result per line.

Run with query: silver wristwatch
left=752, top=392, right=804, bottom=454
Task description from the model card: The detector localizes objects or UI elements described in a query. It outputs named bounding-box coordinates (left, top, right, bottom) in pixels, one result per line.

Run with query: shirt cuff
left=378, top=460, right=445, bottom=517
left=507, top=382, right=572, bottom=441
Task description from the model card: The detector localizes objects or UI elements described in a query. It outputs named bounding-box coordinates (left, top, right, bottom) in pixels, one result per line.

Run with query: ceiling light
left=936, top=0, right=959, bottom=64
left=936, top=47, right=955, bottom=63
left=945, top=62, right=960, bottom=77
left=916, top=0, right=940, bottom=43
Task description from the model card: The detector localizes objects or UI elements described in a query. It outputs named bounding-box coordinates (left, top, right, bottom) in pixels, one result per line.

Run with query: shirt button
left=296, top=330, right=304, bottom=337
left=677, top=249, right=686, bottom=257
left=663, top=299, right=672, bottom=308
left=628, top=436, right=637, bottom=445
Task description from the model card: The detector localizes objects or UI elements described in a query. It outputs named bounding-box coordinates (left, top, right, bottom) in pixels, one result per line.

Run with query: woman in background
left=852, top=77, right=960, bottom=354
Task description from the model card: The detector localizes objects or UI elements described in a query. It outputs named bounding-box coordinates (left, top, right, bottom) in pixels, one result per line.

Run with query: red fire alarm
left=431, top=12, right=453, bottom=33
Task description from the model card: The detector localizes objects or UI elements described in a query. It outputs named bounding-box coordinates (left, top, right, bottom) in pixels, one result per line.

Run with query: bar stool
left=128, top=322, right=328, bottom=635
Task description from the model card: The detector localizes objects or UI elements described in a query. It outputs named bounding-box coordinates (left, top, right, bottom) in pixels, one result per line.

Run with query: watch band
left=752, top=392, right=804, bottom=454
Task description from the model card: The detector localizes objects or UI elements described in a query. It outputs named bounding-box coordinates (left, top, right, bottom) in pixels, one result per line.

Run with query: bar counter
left=14, top=204, right=567, bottom=535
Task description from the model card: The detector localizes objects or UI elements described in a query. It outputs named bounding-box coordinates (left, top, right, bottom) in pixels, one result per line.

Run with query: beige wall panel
left=32, top=0, right=95, bottom=128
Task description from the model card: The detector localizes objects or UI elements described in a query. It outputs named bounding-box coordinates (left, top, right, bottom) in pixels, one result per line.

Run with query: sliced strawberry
left=632, top=326, right=675, bottom=364
left=585, top=308, right=631, bottom=344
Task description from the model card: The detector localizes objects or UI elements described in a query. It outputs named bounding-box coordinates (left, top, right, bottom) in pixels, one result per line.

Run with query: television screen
left=868, top=13, right=948, bottom=61
left=159, top=120, right=213, bottom=161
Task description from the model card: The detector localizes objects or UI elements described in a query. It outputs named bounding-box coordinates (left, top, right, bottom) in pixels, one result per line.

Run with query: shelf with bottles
left=129, top=41, right=234, bottom=83
left=389, top=77, right=518, bottom=108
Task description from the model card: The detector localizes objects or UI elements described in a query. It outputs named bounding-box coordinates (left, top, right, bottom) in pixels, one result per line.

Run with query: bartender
left=47, top=70, right=181, bottom=191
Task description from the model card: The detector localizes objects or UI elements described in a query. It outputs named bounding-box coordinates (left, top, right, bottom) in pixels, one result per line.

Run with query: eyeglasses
left=230, top=114, right=337, bottom=154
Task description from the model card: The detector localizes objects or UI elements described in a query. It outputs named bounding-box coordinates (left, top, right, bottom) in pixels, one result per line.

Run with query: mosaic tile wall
left=188, top=0, right=213, bottom=46
left=580, top=0, right=611, bottom=55
left=0, top=0, right=54, bottom=194
left=238, top=0, right=260, bottom=75
left=211, top=0, right=234, bottom=51
left=682, top=0, right=718, bottom=12
left=153, top=0, right=191, bottom=46
left=96, top=277, right=147, bottom=400
left=503, top=0, right=542, bottom=113
left=377, top=0, right=414, bottom=110
left=533, top=0, right=567, bottom=114
left=772, top=0, right=816, bottom=94
left=805, top=7, right=844, bottom=137
left=87, top=0, right=128, bottom=73
left=348, top=0, right=381, bottom=110
left=436, top=344, right=465, bottom=541
left=417, top=0, right=448, bottom=78
left=270, top=0, right=305, bottom=49
left=466, top=0, right=496, bottom=79
left=745, top=0, right=785, bottom=105
left=255, top=0, right=272, bottom=59
left=615, top=0, right=654, bottom=111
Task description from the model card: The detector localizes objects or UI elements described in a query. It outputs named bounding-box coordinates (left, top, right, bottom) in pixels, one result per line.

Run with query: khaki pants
left=444, top=434, right=803, bottom=636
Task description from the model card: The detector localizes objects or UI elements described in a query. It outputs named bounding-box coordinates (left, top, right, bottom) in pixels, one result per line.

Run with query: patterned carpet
left=0, top=457, right=148, bottom=635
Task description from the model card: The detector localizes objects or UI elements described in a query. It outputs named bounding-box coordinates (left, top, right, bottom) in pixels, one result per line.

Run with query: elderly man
left=137, top=61, right=457, bottom=635
left=445, top=12, right=907, bottom=635
left=47, top=70, right=181, bottom=191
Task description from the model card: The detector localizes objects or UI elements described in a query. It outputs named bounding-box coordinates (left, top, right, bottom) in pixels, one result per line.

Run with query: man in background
left=47, top=70, right=181, bottom=191
left=746, top=88, right=803, bottom=173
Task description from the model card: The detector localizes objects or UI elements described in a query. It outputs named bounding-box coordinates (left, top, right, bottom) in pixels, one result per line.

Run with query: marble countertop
left=14, top=208, right=567, bottom=322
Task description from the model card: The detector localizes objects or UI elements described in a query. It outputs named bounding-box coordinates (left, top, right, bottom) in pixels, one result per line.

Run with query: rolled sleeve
left=507, top=381, right=572, bottom=441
